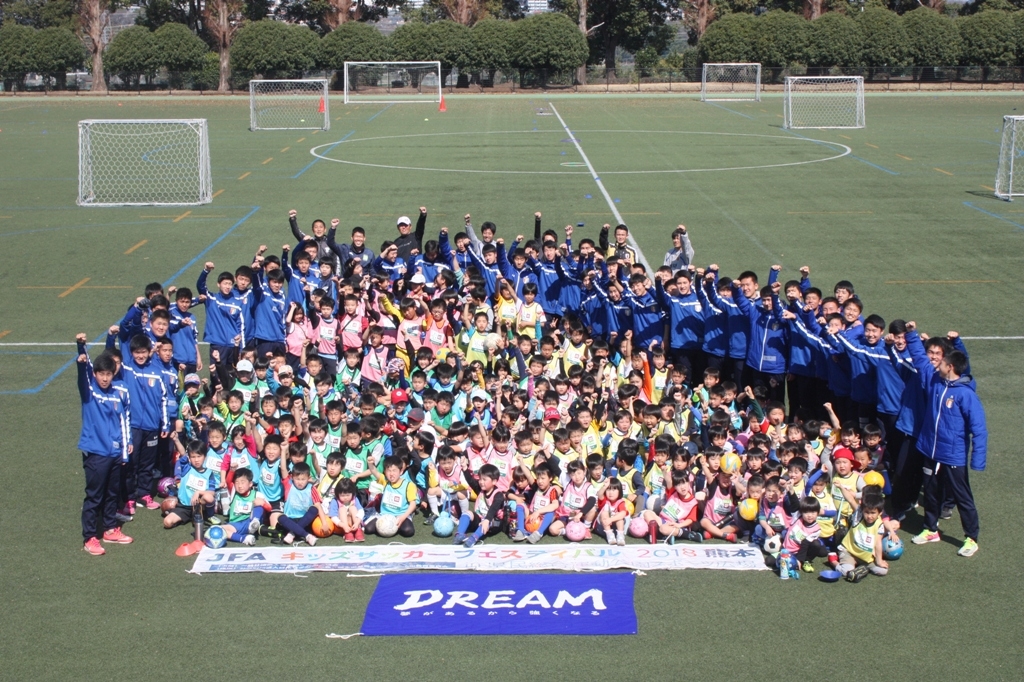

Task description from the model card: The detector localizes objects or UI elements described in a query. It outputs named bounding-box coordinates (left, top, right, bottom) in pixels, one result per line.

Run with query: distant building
left=527, top=0, right=549, bottom=13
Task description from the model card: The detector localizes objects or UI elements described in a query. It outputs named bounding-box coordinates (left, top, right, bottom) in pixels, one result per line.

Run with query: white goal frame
left=995, top=115, right=1024, bottom=201
left=701, top=63, right=761, bottom=102
left=78, top=119, right=212, bottom=207
left=343, top=61, right=443, bottom=104
left=249, top=79, right=330, bottom=131
left=784, top=76, right=865, bottom=129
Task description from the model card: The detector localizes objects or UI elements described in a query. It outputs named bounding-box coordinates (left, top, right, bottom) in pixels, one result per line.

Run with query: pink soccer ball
left=565, top=521, right=588, bottom=542
left=628, top=516, right=649, bottom=538
left=156, top=477, right=175, bottom=498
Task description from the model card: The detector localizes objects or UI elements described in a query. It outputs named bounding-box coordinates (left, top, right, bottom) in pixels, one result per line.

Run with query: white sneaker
left=305, top=534, right=317, bottom=546
left=617, top=531, right=626, bottom=546
left=605, top=530, right=615, bottom=545
left=242, top=534, right=256, bottom=546
left=282, top=533, right=295, bottom=545
left=248, top=517, right=261, bottom=534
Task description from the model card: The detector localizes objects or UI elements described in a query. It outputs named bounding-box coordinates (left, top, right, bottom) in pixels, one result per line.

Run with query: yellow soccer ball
left=721, top=453, right=742, bottom=475
left=739, top=498, right=758, bottom=522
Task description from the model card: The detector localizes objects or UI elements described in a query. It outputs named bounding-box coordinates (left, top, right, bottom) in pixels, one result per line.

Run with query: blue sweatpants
left=515, top=506, right=553, bottom=535
left=226, top=508, right=264, bottom=542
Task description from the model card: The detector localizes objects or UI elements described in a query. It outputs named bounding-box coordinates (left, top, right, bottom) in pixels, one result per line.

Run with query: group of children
left=76, top=209, right=987, bottom=581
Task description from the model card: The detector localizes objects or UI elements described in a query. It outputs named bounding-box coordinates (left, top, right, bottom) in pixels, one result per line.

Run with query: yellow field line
left=838, top=135, right=852, bottom=140
left=58, top=278, right=90, bottom=298
left=981, top=185, right=995, bottom=192
left=280, top=147, right=290, bottom=153
left=787, top=211, right=873, bottom=215
left=885, top=280, right=999, bottom=284
left=759, top=109, right=767, bottom=113
left=934, top=167, right=953, bottom=176
left=0, top=215, right=11, bottom=219
left=896, top=154, right=912, bottom=161
left=297, top=137, right=306, bottom=143
left=262, top=157, right=273, bottom=165
left=865, top=143, right=879, bottom=149
left=578, top=212, right=662, bottom=216
left=0, top=330, right=10, bottom=340
left=139, top=215, right=178, bottom=219
left=124, top=239, right=148, bottom=255
left=313, top=130, right=321, bottom=135
left=212, top=189, right=224, bottom=199
left=238, top=172, right=251, bottom=180
left=173, top=210, right=192, bottom=223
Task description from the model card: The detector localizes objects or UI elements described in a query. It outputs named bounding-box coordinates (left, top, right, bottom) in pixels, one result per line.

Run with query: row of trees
left=698, top=7, right=1024, bottom=72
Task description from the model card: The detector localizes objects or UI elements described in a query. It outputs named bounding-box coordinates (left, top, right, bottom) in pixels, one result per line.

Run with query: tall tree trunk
left=206, top=0, right=241, bottom=92
left=803, top=0, right=822, bottom=20
left=604, top=34, right=615, bottom=78
left=576, top=0, right=587, bottom=85
left=218, top=46, right=230, bottom=91
left=80, top=0, right=108, bottom=93
left=694, top=0, right=715, bottom=38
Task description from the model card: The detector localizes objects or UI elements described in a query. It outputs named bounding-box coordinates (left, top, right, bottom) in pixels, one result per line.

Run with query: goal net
left=249, top=79, right=330, bottom=131
left=995, top=115, right=1024, bottom=201
left=344, top=62, right=442, bottom=104
left=784, top=76, right=865, bottom=129
left=701, top=63, right=761, bottom=102
left=78, top=119, right=212, bottom=207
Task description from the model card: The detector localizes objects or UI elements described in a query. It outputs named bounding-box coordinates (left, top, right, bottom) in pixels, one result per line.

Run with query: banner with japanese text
left=190, top=543, right=769, bottom=574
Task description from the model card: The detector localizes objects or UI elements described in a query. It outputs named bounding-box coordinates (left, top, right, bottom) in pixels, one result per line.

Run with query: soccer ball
left=203, top=525, right=227, bottom=549
left=628, top=516, right=648, bottom=538
left=883, top=536, right=904, bottom=560
left=375, top=514, right=399, bottom=538
left=721, top=453, right=742, bottom=475
left=862, top=471, right=885, bottom=489
left=483, top=333, right=502, bottom=351
left=433, top=513, right=455, bottom=537
left=156, top=477, right=175, bottom=498
left=565, top=521, right=588, bottom=542
left=764, top=535, right=782, bottom=555
left=161, top=497, right=178, bottom=514
left=311, top=517, right=335, bottom=538
left=525, top=515, right=542, bottom=533
left=738, top=498, right=759, bottom=522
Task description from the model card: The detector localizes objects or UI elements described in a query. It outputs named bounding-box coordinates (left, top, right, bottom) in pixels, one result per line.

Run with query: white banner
left=189, top=543, right=769, bottom=574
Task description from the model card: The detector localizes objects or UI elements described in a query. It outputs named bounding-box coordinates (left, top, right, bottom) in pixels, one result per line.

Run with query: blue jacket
left=832, top=326, right=885, bottom=405
left=580, top=287, right=616, bottom=339
left=496, top=241, right=535, bottom=297
left=889, top=344, right=922, bottom=437
left=438, top=230, right=474, bottom=273
left=196, top=270, right=244, bottom=347
left=591, top=280, right=632, bottom=342
left=834, top=331, right=906, bottom=415
left=77, top=351, right=132, bottom=460
left=906, top=331, right=987, bottom=469
left=787, top=313, right=830, bottom=380
left=620, top=286, right=664, bottom=351
left=169, top=308, right=199, bottom=367
left=281, top=255, right=317, bottom=309
left=803, top=312, right=850, bottom=397
left=733, top=277, right=787, bottom=374
left=654, top=279, right=703, bottom=351
left=697, top=280, right=728, bottom=358
left=706, top=275, right=750, bottom=360
left=326, top=227, right=374, bottom=273
left=554, top=254, right=591, bottom=316
left=253, top=271, right=288, bottom=343
left=118, top=355, right=171, bottom=433
left=527, top=256, right=563, bottom=317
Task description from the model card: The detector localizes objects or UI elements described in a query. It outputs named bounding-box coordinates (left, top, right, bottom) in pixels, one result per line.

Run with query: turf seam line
left=547, top=102, right=653, bottom=273
left=703, top=101, right=755, bottom=120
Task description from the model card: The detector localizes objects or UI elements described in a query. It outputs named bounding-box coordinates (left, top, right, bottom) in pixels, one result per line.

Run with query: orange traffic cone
left=318, top=96, right=325, bottom=114
left=439, top=95, right=447, bottom=113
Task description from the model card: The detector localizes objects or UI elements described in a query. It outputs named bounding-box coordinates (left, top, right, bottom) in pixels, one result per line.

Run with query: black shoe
left=685, top=530, right=704, bottom=543
left=423, top=514, right=438, bottom=526
left=259, top=524, right=282, bottom=539
left=845, top=565, right=870, bottom=583
left=939, top=507, right=954, bottom=520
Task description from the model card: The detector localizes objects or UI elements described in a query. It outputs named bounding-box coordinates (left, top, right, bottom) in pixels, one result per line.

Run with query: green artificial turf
left=1, top=93, right=1022, bottom=681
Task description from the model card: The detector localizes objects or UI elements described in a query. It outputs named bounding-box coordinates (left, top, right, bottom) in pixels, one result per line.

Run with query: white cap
left=236, top=359, right=254, bottom=373
left=410, top=273, right=427, bottom=284
left=397, top=216, right=411, bottom=226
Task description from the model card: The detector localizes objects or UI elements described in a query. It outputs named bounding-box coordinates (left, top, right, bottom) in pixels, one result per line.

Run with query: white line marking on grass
left=548, top=103, right=652, bottom=273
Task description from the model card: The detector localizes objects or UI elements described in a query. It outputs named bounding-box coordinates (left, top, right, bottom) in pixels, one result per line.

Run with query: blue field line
left=0, top=351, right=72, bottom=355
left=704, top=101, right=754, bottom=120
left=782, top=128, right=898, bottom=176
left=367, top=103, right=394, bottom=122
left=0, top=206, right=261, bottom=396
left=293, top=131, right=355, bottom=178
left=963, top=200, right=1024, bottom=230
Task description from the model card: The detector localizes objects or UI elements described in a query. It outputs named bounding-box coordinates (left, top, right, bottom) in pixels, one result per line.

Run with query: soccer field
left=1, top=92, right=1023, bottom=680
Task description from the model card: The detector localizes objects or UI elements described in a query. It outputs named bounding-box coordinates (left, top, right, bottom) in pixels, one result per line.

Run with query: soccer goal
left=995, top=115, right=1024, bottom=201
left=249, top=79, right=330, bottom=131
left=783, top=76, right=865, bottom=129
left=701, top=63, right=761, bottom=102
left=77, top=119, right=212, bottom=207
left=344, top=62, right=443, bottom=104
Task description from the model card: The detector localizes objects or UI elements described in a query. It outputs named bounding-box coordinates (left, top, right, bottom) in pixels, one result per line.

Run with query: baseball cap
left=408, top=407, right=425, bottom=423
left=397, top=216, right=411, bottom=226
left=471, top=388, right=488, bottom=402
left=184, top=373, right=201, bottom=386
left=831, top=447, right=854, bottom=463
left=410, top=273, right=427, bottom=285
left=276, top=364, right=294, bottom=376
left=544, top=407, right=561, bottom=421
left=387, top=358, right=406, bottom=374
left=391, top=389, right=409, bottom=405
left=236, top=359, right=254, bottom=373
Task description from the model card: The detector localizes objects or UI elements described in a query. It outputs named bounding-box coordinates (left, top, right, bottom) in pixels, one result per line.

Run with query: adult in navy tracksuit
left=706, top=267, right=754, bottom=389
left=252, top=267, right=289, bottom=358
left=906, top=326, right=986, bottom=552
left=554, top=252, right=592, bottom=322
left=654, top=271, right=704, bottom=381
left=579, top=277, right=617, bottom=341
left=733, top=266, right=787, bottom=402
left=77, top=338, right=132, bottom=552
left=496, top=239, right=535, bottom=297
left=886, top=328, right=925, bottom=516
left=327, top=224, right=375, bottom=276
left=782, top=304, right=829, bottom=421
left=196, top=264, right=243, bottom=369
left=697, top=273, right=729, bottom=374
left=115, top=334, right=170, bottom=512
left=830, top=315, right=889, bottom=427
left=527, top=242, right=564, bottom=320
left=618, top=272, right=665, bottom=352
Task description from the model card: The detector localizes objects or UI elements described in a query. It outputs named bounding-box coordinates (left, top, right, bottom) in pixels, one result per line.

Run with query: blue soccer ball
left=883, top=536, right=904, bottom=560
left=203, top=525, right=227, bottom=549
left=433, top=513, right=455, bottom=537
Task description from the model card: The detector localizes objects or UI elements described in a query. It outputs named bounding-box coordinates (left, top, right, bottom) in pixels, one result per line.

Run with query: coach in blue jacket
left=905, top=324, right=987, bottom=558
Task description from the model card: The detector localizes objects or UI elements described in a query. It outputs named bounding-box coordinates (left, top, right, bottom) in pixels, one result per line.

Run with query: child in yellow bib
left=837, top=486, right=889, bottom=582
